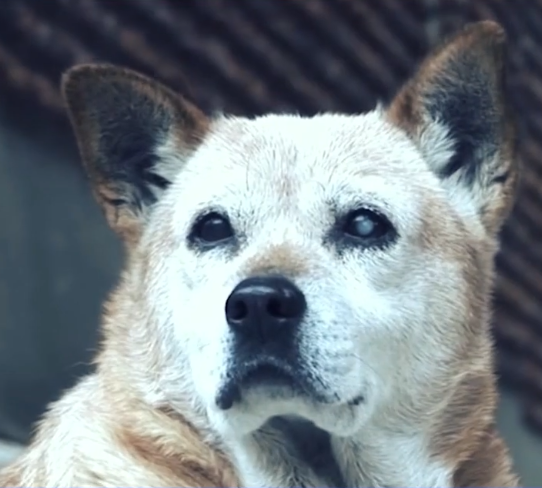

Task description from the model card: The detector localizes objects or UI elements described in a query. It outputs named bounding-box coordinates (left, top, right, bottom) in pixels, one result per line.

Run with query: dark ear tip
left=455, top=20, right=507, bottom=51
left=61, top=64, right=117, bottom=111
left=62, top=63, right=114, bottom=91
left=61, top=64, right=151, bottom=107
left=430, top=21, right=507, bottom=77
left=463, top=20, right=506, bottom=38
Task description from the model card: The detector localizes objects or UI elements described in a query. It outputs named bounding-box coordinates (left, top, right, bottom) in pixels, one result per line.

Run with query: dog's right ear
left=62, top=64, right=209, bottom=242
left=387, top=21, right=517, bottom=236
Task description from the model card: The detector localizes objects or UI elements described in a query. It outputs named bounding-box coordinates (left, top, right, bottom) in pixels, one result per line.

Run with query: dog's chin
left=211, top=361, right=368, bottom=437
left=215, top=359, right=336, bottom=412
left=211, top=390, right=366, bottom=438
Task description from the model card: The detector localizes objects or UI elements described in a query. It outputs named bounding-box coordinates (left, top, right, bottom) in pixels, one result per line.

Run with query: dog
left=0, top=20, right=520, bottom=487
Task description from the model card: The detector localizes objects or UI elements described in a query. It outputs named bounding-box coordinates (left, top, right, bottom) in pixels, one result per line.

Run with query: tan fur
left=0, top=393, right=238, bottom=487
left=242, top=243, right=310, bottom=278
left=0, top=21, right=519, bottom=487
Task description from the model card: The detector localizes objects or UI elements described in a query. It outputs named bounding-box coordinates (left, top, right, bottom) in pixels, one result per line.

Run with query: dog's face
left=62, top=22, right=516, bottom=439
left=148, top=112, right=464, bottom=437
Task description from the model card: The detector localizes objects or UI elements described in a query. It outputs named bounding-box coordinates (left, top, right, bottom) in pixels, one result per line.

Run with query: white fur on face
left=143, top=110, right=476, bottom=439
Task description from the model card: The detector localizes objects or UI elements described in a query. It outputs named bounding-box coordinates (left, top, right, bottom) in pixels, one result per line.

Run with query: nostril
left=266, top=297, right=283, bottom=318
left=266, top=294, right=301, bottom=319
left=228, top=299, right=248, bottom=321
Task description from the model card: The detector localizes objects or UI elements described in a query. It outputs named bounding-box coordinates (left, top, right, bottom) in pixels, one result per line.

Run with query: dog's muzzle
left=216, top=275, right=309, bottom=409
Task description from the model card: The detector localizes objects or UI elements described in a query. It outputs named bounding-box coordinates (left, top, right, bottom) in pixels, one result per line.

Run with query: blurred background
left=0, top=0, right=541, bottom=484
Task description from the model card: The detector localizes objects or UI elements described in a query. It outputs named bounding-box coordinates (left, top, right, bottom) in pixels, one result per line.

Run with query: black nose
left=225, top=276, right=306, bottom=340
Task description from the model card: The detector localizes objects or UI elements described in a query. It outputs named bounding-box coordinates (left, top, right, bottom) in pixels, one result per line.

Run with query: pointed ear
left=387, top=21, right=518, bottom=235
left=61, top=64, right=209, bottom=242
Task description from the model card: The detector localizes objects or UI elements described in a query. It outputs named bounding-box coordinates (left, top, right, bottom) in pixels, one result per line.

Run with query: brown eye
left=343, top=209, right=391, bottom=241
left=191, top=212, right=234, bottom=244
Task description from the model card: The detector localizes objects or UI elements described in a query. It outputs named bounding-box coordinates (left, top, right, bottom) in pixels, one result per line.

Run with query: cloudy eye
left=343, top=209, right=393, bottom=242
left=189, top=211, right=234, bottom=246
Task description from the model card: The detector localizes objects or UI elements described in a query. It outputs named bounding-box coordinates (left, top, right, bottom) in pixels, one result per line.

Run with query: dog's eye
left=191, top=212, right=234, bottom=244
left=343, top=209, right=391, bottom=241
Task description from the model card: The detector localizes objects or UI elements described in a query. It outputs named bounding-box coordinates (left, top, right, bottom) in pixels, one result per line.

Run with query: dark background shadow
left=0, top=105, right=121, bottom=442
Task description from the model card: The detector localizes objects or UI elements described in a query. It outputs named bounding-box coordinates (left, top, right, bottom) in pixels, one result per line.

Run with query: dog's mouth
left=215, top=360, right=303, bottom=410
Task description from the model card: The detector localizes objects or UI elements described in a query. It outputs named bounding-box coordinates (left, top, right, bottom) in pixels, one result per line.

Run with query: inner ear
left=61, top=64, right=209, bottom=240
left=386, top=21, right=517, bottom=234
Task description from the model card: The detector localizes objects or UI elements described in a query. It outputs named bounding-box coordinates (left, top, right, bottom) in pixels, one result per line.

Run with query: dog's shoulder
left=0, top=375, right=108, bottom=487
left=453, top=426, right=520, bottom=488
left=0, top=373, right=239, bottom=487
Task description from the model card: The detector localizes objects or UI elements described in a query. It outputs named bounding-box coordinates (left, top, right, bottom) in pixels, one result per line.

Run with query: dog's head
left=62, top=22, right=517, bottom=439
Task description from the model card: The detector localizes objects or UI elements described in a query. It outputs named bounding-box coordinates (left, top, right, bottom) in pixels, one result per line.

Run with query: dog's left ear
left=387, top=21, right=518, bottom=235
left=62, top=64, right=209, bottom=243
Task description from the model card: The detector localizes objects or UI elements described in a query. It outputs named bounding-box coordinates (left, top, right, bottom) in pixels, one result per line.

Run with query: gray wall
left=0, top=109, right=122, bottom=442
